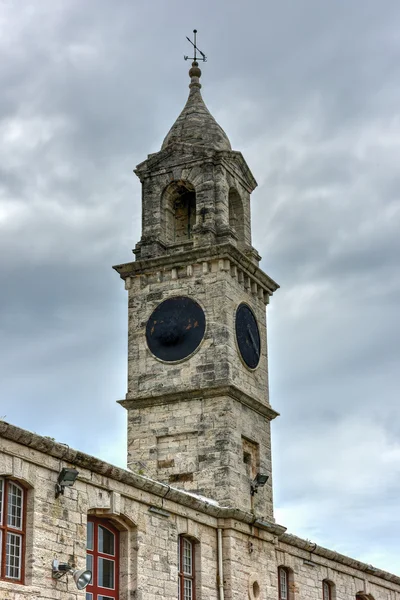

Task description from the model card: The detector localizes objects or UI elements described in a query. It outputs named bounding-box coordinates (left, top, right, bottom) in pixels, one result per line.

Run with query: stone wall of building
left=1, top=423, right=399, bottom=600
left=0, top=425, right=220, bottom=600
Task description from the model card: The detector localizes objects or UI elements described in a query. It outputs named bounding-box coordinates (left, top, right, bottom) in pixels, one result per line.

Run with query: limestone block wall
left=0, top=432, right=219, bottom=600
left=1, top=425, right=399, bottom=600
left=218, top=520, right=400, bottom=600
left=134, top=146, right=255, bottom=261
left=125, top=254, right=271, bottom=407
left=275, top=536, right=400, bottom=600
left=127, top=395, right=274, bottom=519
left=123, top=249, right=276, bottom=516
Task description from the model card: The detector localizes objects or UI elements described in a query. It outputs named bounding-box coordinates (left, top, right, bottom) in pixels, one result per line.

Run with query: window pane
left=183, top=538, right=192, bottom=575
left=323, top=582, right=330, bottom=600
left=7, top=483, right=23, bottom=529
left=184, top=577, right=193, bottom=600
left=98, top=597, right=114, bottom=600
left=6, top=532, right=22, bottom=579
left=98, top=557, right=114, bottom=589
left=280, top=569, right=288, bottom=600
left=86, top=553, right=93, bottom=573
left=85, top=594, right=93, bottom=600
left=87, top=521, right=94, bottom=550
left=98, top=525, right=115, bottom=555
left=0, top=478, right=3, bottom=525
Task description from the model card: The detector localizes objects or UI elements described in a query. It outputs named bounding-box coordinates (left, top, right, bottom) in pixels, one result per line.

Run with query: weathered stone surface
left=1, top=426, right=399, bottom=599
left=114, top=79, right=280, bottom=516
left=161, top=62, right=231, bottom=152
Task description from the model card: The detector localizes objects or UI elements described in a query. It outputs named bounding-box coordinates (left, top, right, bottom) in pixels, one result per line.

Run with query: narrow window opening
left=163, top=181, right=196, bottom=244
left=0, top=478, right=26, bottom=584
left=178, top=536, right=196, bottom=600
left=242, top=437, right=259, bottom=479
left=279, top=567, right=288, bottom=600
left=173, top=191, right=196, bottom=241
left=323, top=580, right=333, bottom=600
left=228, top=188, right=245, bottom=244
left=243, top=451, right=252, bottom=465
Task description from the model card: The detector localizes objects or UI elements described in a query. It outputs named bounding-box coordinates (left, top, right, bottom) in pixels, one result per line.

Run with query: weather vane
left=184, top=29, right=207, bottom=62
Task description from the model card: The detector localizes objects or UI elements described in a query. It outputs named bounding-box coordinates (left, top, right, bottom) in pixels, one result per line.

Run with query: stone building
left=0, top=61, right=399, bottom=600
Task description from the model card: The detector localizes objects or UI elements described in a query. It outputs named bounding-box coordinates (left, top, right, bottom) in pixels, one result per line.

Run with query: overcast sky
left=1, top=0, right=400, bottom=575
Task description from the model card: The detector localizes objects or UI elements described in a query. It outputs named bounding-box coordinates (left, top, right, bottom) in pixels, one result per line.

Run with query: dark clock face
left=146, top=296, right=206, bottom=362
left=235, top=303, right=261, bottom=369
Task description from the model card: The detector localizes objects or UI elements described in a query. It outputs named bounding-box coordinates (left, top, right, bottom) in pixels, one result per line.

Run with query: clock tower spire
left=114, top=53, right=279, bottom=519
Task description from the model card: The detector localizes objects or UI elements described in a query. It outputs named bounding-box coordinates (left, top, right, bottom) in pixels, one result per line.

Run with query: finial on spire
left=184, top=30, right=206, bottom=90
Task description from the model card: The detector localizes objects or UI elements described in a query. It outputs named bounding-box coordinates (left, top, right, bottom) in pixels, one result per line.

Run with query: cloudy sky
left=1, top=0, right=400, bottom=575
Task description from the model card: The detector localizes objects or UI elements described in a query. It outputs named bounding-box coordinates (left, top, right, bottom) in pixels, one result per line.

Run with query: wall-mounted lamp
left=250, top=473, right=269, bottom=496
left=55, top=467, right=79, bottom=498
left=52, top=559, right=92, bottom=590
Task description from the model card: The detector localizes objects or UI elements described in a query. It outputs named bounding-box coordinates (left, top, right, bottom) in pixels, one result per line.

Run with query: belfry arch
left=162, top=180, right=196, bottom=244
left=228, top=187, right=245, bottom=244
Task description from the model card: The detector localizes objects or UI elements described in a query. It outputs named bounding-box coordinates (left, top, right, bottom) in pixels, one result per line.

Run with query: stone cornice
left=1, top=420, right=399, bottom=586
left=218, top=151, right=257, bottom=193
left=113, top=242, right=279, bottom=296
left=119, top=385, right=279, bottom=421
left=279, top=533, right=400, bottom=586
left=134, top=144, right=257, bottom=192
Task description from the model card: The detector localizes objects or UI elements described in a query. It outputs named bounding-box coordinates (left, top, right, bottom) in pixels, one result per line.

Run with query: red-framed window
left=0, top=478, right=26, bottom=583
left=178, top=536, right=195, bottom=600
left=323, top=580, right=333, bottom=600
left=86, top=517, right=119, bottom=600
left=278, top=567, right=289, bottom=600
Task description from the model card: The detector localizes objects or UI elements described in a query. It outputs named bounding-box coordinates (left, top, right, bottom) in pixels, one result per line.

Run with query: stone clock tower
left=114, top=61, right=279, bottom=519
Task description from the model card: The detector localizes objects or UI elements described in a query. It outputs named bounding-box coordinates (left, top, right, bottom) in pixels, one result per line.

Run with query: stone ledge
left=278, top=533, right=400, bottom=586
left=113, top=241, right=279, bottom=295
left=119, top=384, right=279, bottom=421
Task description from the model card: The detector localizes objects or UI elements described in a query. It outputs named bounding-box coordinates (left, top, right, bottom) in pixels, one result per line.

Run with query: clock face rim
left=234, top=302, right=261, bottom=370
left=145, top=295, right=207, bottom=364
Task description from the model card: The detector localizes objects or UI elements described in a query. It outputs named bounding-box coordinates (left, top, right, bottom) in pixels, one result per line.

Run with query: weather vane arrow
left=184, top=29, right=207, bottom=62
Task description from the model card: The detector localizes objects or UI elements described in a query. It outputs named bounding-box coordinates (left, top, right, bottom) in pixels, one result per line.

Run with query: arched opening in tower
left=228, top=188, right=245, bottom=244
left=164, top=181, right=196, bottom=244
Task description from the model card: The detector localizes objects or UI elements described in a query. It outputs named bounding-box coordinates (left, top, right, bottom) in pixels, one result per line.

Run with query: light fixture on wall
left=55, top=467, right=79, bottom=498
left=52, top=559, right=92, bottom=590
left=250, top=473, right=269, bottom=496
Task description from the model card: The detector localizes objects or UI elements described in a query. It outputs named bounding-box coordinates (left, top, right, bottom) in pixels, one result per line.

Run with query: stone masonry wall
left=0, top=434, right=219, bottom=600
left=127, top=395, right=274, bottom=519
left=134, top=145, right=255, bottom=261
left=126, top=256, right=271, bottom=407
left=124, top=251, right=275, bottom=516
left=219, top=520, right=400, bottom=600
left=1, top=427, right=399, bottom=600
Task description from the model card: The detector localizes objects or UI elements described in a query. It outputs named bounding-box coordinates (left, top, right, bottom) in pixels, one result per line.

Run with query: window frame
left=0, top=477, right=27, bottom=584
left=86, top=516, right=120, bottom=600
left=323, top=580, right=333, bottom=600
left=278, top=566, right=289, bottom=600
left=178, top=536, right=196, bottom=600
